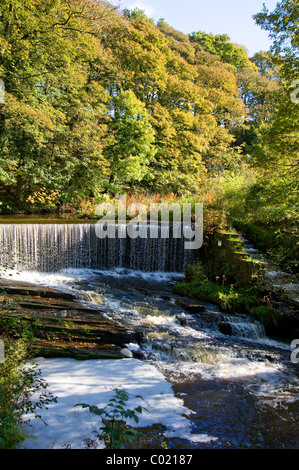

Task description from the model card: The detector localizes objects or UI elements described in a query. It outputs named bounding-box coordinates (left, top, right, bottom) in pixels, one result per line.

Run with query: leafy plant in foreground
left=0, top=339, right=57, bottom=449
left=76, top=389, right=148, bottom=449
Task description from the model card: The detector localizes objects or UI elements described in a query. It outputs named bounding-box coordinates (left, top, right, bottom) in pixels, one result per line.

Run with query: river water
left=1, top=222, right=299, bottom=448
left=9, top=266, right=299, bottom=449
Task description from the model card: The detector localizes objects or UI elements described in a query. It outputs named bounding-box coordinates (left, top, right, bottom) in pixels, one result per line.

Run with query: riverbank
left=1, top=258, right=298, bottom=364
left=173, top=229, right=299, bottom=340
left=174, top=277, right=299, bottom=340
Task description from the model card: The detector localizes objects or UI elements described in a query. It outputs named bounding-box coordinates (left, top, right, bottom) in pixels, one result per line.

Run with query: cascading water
left=0, top=223, right=196, bottom=273
left=217, top=314, right=266, bottom=339
left=1, top=222, right=299, bottom=448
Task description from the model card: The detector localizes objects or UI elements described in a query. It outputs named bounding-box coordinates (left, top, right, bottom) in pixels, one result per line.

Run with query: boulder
left=176, top=313, right=187, bottom=326
left=218, top=321, right=233, bottom=336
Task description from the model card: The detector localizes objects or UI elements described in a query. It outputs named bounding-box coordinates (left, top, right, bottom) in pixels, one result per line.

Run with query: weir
left=0, top=223, right=197, bottom=273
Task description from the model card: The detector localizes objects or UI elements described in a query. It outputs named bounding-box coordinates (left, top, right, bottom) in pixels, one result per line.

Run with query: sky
left=119, top=0, right=279, bottom=57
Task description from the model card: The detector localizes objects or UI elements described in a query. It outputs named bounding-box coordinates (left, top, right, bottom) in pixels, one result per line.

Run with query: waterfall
left=0, top=223, right=197, bottom=273
left=218, top=314, right=266, bottom=340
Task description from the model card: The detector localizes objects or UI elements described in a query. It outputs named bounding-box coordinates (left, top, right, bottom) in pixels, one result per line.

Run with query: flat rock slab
left=0, top=279, right=76, bottom=300
left=175, top=298, right=205, bottom=313
left=18, top=298, right=100, bottom=314
left=31, top=339, right=127, bottom=360
left=0, top=279, right=139, bottom=360
left=138, top=288, right=171, bottom=300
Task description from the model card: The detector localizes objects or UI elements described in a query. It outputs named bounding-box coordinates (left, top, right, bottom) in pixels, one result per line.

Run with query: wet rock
left=35, top=342, right=126, bottom=360
left=18, top=298, right=100, bottom=314
left=200, top=311, right=223, bottom=323
left=138, top=288, right=171, bottom=300
left=0, top=279, right=76, bottom=300
left=131, top=349, right=147, bottom=360
left=120, top=348, right=133, bottom=358
left=218, top=321, right=233, bottom=336
left=0, top=279, right=140, bottom=360
left=176, top=313, right=187, bottom=326
left=175, top=298, right=205, bottom=313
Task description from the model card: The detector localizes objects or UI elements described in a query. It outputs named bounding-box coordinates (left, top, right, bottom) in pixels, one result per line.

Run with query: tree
left=254, top=0, right=299, bottom=78
left=103, top=90, right=156, bottom=191
left=251, top=50, right=281, bottom=81
left=156, top=21, right=246, bottom=184
left=189, top=31, right=257, bottom=71
left=0, top=1, right=281, bottom=210
left=0, top=0, right=115, bottom=208
left=253, top=0, right=299, bottom=178
left=221, top=0, right=299, bottom=274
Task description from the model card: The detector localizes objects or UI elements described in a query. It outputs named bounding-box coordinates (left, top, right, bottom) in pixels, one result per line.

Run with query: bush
left=251, top=305, right=280, bottom=329
left=0, top=338, right=56, bottom=449
left=185, top=262, right=208, bottom=283
left=76, top=389, right=148, bottom=449
left=174, top=279, right=259, bottom=313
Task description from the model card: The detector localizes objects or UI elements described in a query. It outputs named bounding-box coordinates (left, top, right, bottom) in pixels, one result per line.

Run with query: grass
left=173, top=279, right=259, bottom=313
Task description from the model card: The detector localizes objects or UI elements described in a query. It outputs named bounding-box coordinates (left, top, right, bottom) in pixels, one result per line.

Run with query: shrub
left=0, top=338, right=56, bottom=449
left=174, top=279, right=259, bottom=313
left=251, top=305, right=281, bottom=330
left=76, top=389, right=148, bottom=449
left=185, top=262, right=208, bottom=283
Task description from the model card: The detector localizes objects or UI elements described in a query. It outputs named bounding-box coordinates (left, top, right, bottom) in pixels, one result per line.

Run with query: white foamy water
left=3, top=268, right=96, bottom=286
left=22, top=357, right=217, bottom=449
left=4, top=267, right=184, bottom=287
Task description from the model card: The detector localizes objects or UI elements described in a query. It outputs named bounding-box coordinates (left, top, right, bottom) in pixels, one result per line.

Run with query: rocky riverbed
left=0, top=279, right=140, bottom=360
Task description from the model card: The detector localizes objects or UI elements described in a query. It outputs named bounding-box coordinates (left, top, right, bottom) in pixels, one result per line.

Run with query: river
left=7, top=266, right=299, bottom=449
left=1, top=222, right=299, bottom=448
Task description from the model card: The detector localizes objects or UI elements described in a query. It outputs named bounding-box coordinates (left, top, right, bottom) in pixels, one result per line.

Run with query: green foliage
left=254, top=0, right=299, bottom=77
left=0, top=0, right=247, bottom=209
left=185, top=261, right=208, bottom=283
left=189, top=31, right=257, bottom=71
left=104, top=90, right=157, bottom=190
left=233, top=0, right=298, bottom=275
left=217, top=166, right=299, bottom=274
left=0, top=0, right=115, bottom=208
left=76, top=389, right=148, bottom=449
left=174, top=279, right=259, bottom=313
left=0, top=338, right=56, bottom=448
left=123, top=7, right=154, bottom=23
left=251, top=306, right=280, bottom=329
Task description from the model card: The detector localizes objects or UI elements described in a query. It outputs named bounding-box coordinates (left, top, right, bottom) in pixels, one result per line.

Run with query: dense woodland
left=0, top=0, right=298, bottom=272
